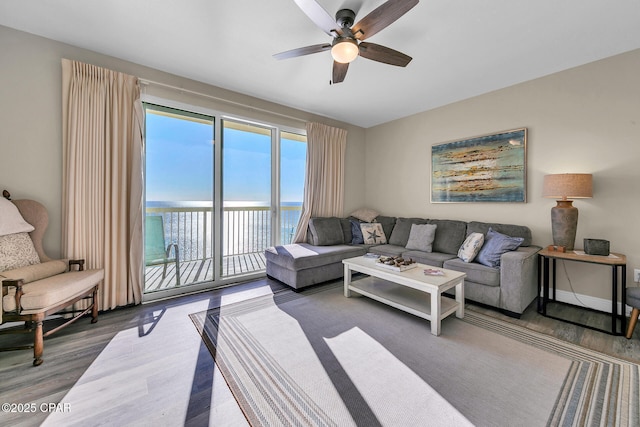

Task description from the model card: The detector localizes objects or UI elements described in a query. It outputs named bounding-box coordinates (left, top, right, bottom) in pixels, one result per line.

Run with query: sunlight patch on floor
left=325, top=327, right=474, bottom=427
left=40, top=297, right=219, bottom=426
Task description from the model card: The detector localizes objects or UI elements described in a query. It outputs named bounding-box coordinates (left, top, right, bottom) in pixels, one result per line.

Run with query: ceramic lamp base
left=550, top=200, right=578, bottom=251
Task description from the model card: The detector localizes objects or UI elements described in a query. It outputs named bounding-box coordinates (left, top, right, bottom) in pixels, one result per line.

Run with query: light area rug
left=190, top=282, right=640, bottom=427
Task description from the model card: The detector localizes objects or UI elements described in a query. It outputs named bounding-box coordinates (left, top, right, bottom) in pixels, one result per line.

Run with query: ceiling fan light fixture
left=331, top=38, right=359, bottom=63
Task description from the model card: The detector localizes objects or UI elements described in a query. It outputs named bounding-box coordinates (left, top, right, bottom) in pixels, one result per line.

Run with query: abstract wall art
left=431, top=128, right=527, bottom=203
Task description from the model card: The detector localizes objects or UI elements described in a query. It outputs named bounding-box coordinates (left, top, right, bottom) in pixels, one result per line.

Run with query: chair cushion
left=627, top=287, right=640, bottom=308
left=3, top=269, right=104, bottom=313
left=0, top=232, right=40, bottom=272
left=0, top=260, right=67, bottom=284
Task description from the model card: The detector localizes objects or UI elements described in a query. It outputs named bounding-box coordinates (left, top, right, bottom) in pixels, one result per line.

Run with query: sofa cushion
left=0, top=232, right=40, bottom=272
left=388, top=217, right=428, bottom=246
left=265, top=244, right=366, bottom=271
left=444, top=258, right=501, bottom=287
left=360, top=223, right=387, bottom=244
left=3, top=269, right=103, bottom=313
left=467, top=221, right=532, bottom=247
left=308, top=217, right=344, bottom=246
left=0, top=260, right=67, bottom=284
left=405, top=224, right=437, bottom=252
left=401, top=250, right=457, bottom=268
left=374, top=216, right=396, bottom=242
left=458, top=232, right=485, bottom=263
left=476, top=228, right=524, bottom=268
left=340, top=218, right=353, bottom=244
left=427, top=219, right=468, bottom=255
left=369, top=244, right=406, bottom=257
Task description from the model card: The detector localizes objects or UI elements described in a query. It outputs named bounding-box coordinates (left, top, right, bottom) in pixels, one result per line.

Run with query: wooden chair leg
left=91, top=286, right=99, bottom=324
left=33, top=320, right=44, bottom=366
left=627, top=307, right=640, bottom=339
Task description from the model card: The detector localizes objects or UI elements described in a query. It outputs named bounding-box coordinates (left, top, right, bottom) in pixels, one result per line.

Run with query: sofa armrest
left=499, top=246, right=541, bottom=314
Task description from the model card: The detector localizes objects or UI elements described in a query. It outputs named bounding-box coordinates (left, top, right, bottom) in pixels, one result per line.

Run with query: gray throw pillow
left=389, top=218, right=427, bottom=246
left=308, top=217, right=344, bottom=246
left=405, top=224, right=437, bottom=252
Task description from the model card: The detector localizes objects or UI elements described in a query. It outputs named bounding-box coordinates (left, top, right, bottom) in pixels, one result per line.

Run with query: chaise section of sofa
left=265, top=243, right=367, bottom=289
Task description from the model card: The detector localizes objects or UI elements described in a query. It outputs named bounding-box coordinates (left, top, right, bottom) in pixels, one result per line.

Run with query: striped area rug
left=462, top=311, right=639, bottom=426
left=190, top=283, right=639, bottom=426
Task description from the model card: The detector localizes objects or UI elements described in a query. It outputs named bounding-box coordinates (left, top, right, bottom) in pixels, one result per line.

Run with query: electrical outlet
left=635, top=269, right=640, bottom=282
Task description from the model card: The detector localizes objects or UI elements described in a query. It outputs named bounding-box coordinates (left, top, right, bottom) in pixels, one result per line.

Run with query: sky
left=145, top=110, right=306, bottom=204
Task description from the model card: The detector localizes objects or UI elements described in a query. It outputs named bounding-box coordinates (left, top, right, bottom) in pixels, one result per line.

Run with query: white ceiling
left=1, top=0, right=640, bottom=128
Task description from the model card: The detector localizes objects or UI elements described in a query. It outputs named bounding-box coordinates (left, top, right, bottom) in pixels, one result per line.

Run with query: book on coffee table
left=423, top=268, right=445, bottom=276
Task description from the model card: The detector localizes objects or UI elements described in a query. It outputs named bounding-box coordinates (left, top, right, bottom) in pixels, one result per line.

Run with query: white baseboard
left=550, top=289, right=633, bottom=317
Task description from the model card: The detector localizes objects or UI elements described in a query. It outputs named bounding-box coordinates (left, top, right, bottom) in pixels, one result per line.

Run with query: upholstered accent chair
left=0, top=192, right=104, bottom=366
left=626, top=287, right=640, bottom=339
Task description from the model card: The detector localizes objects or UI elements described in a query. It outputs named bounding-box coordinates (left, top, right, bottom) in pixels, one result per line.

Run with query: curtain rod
left=138, top=78, right=308, bottom=124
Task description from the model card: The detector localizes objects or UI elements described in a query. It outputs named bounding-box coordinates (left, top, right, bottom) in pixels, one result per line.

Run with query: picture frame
left=431, top=128, right=527, bottom=203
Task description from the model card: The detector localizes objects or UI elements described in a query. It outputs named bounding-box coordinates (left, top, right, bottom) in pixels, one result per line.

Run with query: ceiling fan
left=274, top=0, right=419, bottom=84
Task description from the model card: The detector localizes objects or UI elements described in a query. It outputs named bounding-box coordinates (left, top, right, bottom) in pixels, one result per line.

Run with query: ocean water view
left=145, top=201, right=302, bottom=263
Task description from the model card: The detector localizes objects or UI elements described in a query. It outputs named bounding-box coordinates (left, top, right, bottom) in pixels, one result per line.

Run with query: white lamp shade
left=331, top=40, right=359, bottom=63
left=542, top=173, right=593, bottom=200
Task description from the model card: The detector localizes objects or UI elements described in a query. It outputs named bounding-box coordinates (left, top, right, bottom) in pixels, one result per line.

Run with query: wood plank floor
left=1, top=278, right=638, bottom=426
left=145, top=253, right=267, bottom=292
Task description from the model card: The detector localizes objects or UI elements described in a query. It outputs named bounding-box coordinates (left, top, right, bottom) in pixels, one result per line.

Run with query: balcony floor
left=144, top=252, right=267, bottom=293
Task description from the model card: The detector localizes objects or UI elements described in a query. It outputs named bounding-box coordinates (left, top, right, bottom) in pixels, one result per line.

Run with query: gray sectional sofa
left=265, top=215, right=541, bottom=316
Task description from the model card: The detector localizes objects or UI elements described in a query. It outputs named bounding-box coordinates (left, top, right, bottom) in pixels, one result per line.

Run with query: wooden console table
left=537, top=248, right=627, bottom=335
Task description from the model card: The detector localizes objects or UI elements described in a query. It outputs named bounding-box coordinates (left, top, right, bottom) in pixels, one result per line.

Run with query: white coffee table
left=342, top=256, right=466, bottom=336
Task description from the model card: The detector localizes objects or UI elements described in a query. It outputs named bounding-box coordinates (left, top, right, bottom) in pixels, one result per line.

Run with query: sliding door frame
left=141, top=95, right=305, bottom=302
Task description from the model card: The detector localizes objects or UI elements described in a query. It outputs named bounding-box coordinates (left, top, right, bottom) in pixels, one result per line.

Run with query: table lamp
left=542, top=173, right=592, bottom=251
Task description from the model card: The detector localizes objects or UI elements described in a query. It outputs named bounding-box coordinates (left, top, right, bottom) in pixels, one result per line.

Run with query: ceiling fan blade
left=273, top=43, right=331, bottom=60
left=352, top=0, right=419, bottom=41
left=358, top=42, right=412, bottom=67
left=332, top=61, right=349, bottom=84
left=294, top=0, right=342, bottom=36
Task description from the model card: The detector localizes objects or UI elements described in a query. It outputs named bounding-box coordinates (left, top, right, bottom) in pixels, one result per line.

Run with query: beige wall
left=365, top=49, right=640, bottom=300
left=0, top=25, right=367, bottom=259
left=2, top=24, right=638, bottom=302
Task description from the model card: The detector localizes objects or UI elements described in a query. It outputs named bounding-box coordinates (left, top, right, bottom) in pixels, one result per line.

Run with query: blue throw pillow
left=350, top=219, right=364, bottom=244
left=476, top=228, right=524, bottom=268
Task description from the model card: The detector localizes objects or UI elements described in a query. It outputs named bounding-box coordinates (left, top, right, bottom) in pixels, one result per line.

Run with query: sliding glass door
left=143, top=104, right=215, bottom=293
left=143, top=101, right=306, bottom=298
left=221, top=120, right=273, bottom=278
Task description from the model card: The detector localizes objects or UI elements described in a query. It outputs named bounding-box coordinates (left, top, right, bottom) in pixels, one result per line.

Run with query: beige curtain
left=61, top=59, right=143, bottom=310
left=293, top=122, right=347, bottom=243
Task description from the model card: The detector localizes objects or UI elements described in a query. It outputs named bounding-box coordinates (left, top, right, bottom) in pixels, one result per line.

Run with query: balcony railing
left=144, top=203, right=301, bottom=291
